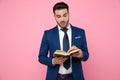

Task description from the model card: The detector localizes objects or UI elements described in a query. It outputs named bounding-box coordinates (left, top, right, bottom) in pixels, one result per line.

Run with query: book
left=53, top=46, right=80, bottom=57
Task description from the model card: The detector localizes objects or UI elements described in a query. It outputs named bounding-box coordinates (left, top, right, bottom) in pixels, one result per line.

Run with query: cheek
left=56, top=18, right=61, bottom=23
left=64, top=17, right=69, bottom=21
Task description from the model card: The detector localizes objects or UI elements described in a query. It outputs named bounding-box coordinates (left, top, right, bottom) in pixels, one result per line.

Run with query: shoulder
left=71, top=25, right=85, bottom=32
left=44, top=26, right=58, bottom=33
left=45, top=26, right=58, bottom=32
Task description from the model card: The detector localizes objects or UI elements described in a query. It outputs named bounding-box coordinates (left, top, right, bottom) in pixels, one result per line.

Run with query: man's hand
left=53, top=57, right=68, bottom=65
left=71, top=46, right=83, bottom=58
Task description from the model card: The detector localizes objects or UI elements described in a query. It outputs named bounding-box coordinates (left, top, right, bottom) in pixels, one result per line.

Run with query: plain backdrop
left=0, top=0, right=120, bottom=80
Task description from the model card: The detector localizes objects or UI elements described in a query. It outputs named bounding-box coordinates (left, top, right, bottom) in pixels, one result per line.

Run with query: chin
left=61, top=25, right=67, bottom=28
left=59, top=23, right=68, bottom=28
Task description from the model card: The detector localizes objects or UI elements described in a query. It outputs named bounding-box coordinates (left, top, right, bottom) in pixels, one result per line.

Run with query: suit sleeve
left=80, top=30, right=89, bottom=61
left=38, top=31, right=54, bottom=67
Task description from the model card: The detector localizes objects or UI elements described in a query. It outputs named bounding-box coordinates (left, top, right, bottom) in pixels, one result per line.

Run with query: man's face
left=54, top=9, right=69, bottom=28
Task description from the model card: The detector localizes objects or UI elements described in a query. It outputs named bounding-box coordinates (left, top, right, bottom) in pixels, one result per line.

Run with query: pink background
left=0, top=0, right=120, bottom=80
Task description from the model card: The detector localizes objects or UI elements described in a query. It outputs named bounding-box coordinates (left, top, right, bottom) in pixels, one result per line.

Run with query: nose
left=60, top=16, right=65, bottom=21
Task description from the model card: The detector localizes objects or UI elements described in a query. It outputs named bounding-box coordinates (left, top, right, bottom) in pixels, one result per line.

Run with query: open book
left=53, top=46, right=79, bottom=57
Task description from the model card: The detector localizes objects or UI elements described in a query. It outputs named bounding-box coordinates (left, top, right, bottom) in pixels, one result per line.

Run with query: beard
left=57, top=20, right=69, bottom=28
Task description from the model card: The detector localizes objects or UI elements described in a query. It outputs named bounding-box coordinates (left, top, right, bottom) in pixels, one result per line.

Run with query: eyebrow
left=56, top=12, right=67, bottom=16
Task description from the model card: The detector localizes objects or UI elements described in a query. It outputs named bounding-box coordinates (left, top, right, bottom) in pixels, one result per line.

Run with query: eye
left=63, top=13, right=67, bottom=17
left=56, top=15, right=61, bottom=18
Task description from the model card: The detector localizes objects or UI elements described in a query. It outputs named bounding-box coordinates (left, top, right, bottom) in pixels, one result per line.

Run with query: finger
left=57, top=57, right=63, bottom=60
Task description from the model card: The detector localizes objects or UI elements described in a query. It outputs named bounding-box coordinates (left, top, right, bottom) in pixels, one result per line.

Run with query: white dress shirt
left=58, top=24, right=72, bottom=74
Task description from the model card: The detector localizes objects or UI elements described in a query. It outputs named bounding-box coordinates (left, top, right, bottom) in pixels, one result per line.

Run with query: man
left=38, top=2, right=89, bottom=80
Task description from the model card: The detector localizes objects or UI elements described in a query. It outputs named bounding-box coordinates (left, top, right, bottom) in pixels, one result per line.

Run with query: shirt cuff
left=52, top=58, right=55, bottom=65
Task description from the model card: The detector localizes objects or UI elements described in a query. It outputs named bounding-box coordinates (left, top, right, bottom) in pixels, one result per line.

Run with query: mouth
left=60, top=21, right=66, bottom=25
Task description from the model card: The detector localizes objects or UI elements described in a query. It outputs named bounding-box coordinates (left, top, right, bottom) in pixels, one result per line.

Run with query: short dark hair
left=53, top=2, right=69, bottom=13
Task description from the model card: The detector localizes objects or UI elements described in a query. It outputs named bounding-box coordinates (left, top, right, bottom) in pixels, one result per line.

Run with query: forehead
left=54, top=9, right=68, bottom=15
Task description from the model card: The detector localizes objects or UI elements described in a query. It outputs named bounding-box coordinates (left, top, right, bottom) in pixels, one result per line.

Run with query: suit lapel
left=54, top=26, right=60, bottom=50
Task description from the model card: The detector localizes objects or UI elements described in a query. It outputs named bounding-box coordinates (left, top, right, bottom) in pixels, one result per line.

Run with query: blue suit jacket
left=38, top=25, right=89, bottom=80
